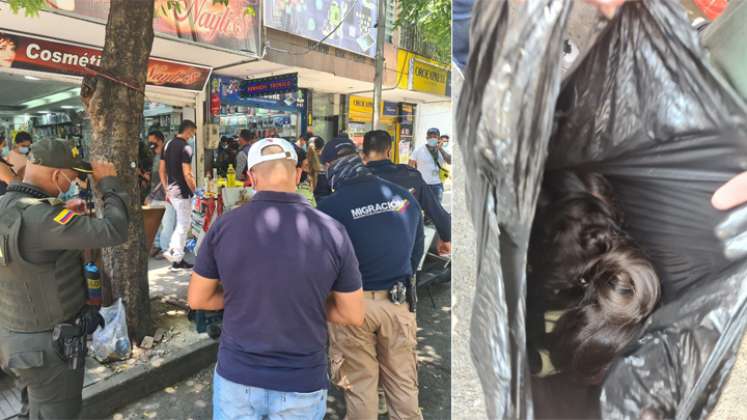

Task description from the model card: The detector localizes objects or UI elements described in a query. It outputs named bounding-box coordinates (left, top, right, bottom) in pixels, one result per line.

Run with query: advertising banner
left=215, top=76, right=304, bottom=113
left=264, top=0, right=378, bottom=57
left=239, top=73, right=298, bottom=98
left=0, top=30, right=211, bottom=91
left=44, top=0, right=261, bottom=56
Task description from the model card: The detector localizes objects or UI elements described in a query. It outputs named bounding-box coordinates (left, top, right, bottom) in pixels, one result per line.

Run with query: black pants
left=0, top=328, right=85, bottom=419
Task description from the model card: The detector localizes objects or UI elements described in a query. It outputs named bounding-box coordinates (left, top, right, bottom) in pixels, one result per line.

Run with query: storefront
left=209, top=74, right=308, bottom=142
left=0, top=29, right=211, bottom=160
left=346, top=95, right=399, bottom=147
left=395, top=49, right=451, bottom=153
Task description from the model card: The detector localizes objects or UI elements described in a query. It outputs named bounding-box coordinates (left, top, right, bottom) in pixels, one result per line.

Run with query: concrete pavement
left=115, top=281, right=451, bottom=419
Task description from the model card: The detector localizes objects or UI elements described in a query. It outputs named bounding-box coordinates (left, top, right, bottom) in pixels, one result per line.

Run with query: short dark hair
left=362, top=130, right=392, bottom=155
left=15, top=131, right=32, bottom=144
left=312, top=136, right=325, bottom=151
left=239, top=129, right=253, bottom=142
left=178, top=120, right=197, bottom=133
left=148, top=130, right=165, bottom=142
left=440, top=135, right=450, bottom=140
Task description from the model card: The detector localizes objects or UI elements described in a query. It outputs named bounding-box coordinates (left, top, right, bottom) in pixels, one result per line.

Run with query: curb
left=80, top=336, right=218, bottom=419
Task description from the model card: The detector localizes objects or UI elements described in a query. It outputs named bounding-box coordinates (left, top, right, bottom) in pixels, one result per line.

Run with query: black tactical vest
left=0, top=195, right=86, bottom=332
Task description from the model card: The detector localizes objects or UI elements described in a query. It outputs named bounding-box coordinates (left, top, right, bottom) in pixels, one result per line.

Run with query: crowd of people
left=0, top=123, right=451, bottom=419
left=184, top=128, right=451, bottom=419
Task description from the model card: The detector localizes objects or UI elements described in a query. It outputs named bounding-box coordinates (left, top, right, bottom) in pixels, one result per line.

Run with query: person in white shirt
left=408, top=127, right=451, bottom=203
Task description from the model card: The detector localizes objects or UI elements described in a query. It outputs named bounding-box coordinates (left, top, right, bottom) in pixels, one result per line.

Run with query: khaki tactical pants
left=330, top=291, right=422, bottom=420
left=0, top=328, right=85, bottom=419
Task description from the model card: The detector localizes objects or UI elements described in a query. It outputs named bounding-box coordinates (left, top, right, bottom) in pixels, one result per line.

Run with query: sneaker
left=162, top=249, right=178, bottom=263
left=170, top=260, right=194, bottom=272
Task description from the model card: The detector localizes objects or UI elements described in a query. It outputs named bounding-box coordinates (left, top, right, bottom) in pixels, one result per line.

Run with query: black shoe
left=170, top=260, right=194, bottom=271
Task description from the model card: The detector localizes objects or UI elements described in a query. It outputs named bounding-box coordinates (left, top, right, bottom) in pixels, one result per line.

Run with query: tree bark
left=81, top=0, right=155, bottom=342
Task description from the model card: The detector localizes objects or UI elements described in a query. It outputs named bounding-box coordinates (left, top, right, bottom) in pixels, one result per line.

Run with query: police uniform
left=318, top=156, right=424, bottom=420
left=0, top=140, right=129, bottom=419
left=366, top=159, right=451, bottom=242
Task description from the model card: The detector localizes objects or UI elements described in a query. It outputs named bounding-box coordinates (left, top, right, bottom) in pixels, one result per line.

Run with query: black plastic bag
left=456, top=0, right=747, bottom=419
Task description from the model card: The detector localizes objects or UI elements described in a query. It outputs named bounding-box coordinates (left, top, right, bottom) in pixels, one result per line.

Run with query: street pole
left=372, top=0, right=387, bottom=129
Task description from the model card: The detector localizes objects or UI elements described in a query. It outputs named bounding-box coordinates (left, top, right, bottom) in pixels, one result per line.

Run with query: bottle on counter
left=227, top=164, right=236, bottom=187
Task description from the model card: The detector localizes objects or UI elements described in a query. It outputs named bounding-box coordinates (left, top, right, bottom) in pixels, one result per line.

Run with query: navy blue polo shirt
left=318, top=175, right=424, bottom=291
left=194, top=191, right=362, bottom=393
left=367, top=159, right=451, bottom=242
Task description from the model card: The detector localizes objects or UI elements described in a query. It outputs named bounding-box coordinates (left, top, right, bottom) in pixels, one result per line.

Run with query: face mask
left=148, top=143, right=157, bottom=151
left=54, top=171, right=76, bottom=199
left=19, top=146, right=29, bottom=154
left=427, top=138, right=438, bottom=147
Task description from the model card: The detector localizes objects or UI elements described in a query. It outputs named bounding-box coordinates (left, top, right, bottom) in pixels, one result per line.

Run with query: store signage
left=348, top=95, right=398, bottom=123
left=383, top=102, right=398, bottom=117
left=400, top=103, right=415, bottom=124
left=239, top=73, right=298, bottom=98
left=43, top=0, right=261, bottom=56
left=264, top=0, right=378, bottom=58
left=215, top=76, right=304, bottom=113
left=0, top=31, right=210, bottom=91
left=397, top=50, right=449, bottom=96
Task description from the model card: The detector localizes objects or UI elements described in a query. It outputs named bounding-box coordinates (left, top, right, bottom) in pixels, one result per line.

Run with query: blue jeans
left=151, top=201, right=176, bottom=251
left=428, top=183, right=444, bottom=204
left=213, top=370, right=327, bottom=420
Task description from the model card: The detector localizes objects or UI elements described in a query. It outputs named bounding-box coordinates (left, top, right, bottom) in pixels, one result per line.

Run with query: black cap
left=28, top=139, right=92, bottom=173
left=320, top=136, right=357, bottom=165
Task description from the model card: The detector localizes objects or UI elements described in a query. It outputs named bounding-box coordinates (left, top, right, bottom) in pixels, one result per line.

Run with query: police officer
left=318, top=153, right=425, bottom=420
left=0, top=139, right=129, bottom=419
left=363, top=130, right=451, bottom=246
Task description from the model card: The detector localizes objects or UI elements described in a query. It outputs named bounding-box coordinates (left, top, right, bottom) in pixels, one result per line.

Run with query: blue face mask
left=19, top=146, right=29, bottom=155
left=55, top=171, right=78, bottom=201
left=427, top=138, right=438, bottom=148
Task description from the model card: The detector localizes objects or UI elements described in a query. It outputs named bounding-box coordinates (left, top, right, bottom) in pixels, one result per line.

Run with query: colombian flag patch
left=53, top=209, right=76, bottom=225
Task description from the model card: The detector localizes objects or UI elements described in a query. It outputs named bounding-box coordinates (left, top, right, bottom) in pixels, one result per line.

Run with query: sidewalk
left=115, top=281, right=451, bottom=420
left=1, top=255, right=451, bottom=419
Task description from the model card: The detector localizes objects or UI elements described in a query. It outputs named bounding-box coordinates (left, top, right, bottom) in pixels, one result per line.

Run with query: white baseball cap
left=246, top=138, right=298, bottom=172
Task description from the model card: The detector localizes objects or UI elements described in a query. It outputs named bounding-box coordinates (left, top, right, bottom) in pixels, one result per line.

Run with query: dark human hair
left=440, top=135, right=450, bottom=141
left=362, top=130, right=392, bottom=155
left=528, top=171, right=660, bottom=383
left=312, top=136, right=325, bottom=151
left=548, top=247, right=659, bottom=384
left=178, top=119, right=197, bottom=133
left=239, top=129, right=253, bottom=143
left=148, top=130, right=165, bottom=142
left=15, top=131, right=32, bottom=144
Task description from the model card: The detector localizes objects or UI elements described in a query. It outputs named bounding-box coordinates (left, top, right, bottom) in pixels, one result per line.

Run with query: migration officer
left=318, top=153, right=425, bottom=420
left=363, top=130, right=451, bottom=246
left=0, top=139, right=129, bottom=419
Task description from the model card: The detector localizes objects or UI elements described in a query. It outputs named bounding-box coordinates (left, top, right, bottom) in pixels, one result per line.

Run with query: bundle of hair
left=527, top=171, right=661, bottom=385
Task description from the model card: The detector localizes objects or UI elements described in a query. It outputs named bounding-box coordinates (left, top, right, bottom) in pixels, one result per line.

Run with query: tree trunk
left=81, top=0, right=155, bottom=342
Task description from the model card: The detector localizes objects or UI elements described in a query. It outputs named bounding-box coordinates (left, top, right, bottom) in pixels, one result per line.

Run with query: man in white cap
left=188, top=138, right=364, bottom=420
